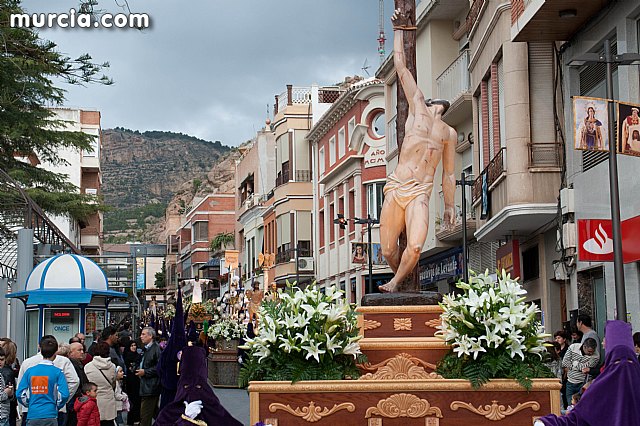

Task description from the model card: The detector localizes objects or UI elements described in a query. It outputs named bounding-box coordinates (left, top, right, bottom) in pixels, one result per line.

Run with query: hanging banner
left=617, top=101, right=640, bottom=157
left=136, top=257, right=145, bottom=290
left=224, top=250, right=239, bottom=270
left=573, top=96, right=609, bottom=152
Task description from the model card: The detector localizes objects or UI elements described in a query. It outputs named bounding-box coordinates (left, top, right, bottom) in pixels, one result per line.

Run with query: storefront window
left=43, top=308, right=80, bottom=346
left=26, top=309, right=40, bottom=357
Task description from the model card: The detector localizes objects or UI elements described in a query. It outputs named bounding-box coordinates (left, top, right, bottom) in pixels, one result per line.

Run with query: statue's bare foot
left=379, top=280, right=400, bottom=293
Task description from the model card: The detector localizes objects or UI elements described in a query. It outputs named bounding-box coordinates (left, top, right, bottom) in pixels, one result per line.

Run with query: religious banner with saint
left=573, top=96, right=609, bottom=152
left=617, top=101, right=640, bottom=157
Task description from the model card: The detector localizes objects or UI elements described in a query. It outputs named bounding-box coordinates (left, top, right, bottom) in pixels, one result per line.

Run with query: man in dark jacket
left=135, top=327, right=161, bottom=426
left=102, top=326, right=125, bottom=371
left=66, top=342, right=89, bottom=426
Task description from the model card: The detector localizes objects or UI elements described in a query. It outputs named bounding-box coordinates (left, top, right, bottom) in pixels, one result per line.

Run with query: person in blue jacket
left=17, top=337, right=69, bottom=426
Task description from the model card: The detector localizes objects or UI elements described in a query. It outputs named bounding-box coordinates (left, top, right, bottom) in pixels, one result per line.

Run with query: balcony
left=435, top=210, right=477, bottom=242
left=81, top=154, right=100, bottom=171
left=472, top=145, right=558, bottom=241
left=472, top=148, right=506, bottom=205
left=275, top=247, right=313, bottom=265
left=529, top=143, right=561, bottom=169
left=275, top=169, right=311, bottom=188
left=436, top=50, right=472, bottom=127
left=511, top=0, right=611, bottom=42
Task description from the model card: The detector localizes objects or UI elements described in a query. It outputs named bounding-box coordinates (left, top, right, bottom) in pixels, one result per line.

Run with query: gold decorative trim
left=269, top=401, right=355, bottom=423
left=394, top=317, right=412, bottom=331
left=363, top=319, right=382, bottom=330
left=359, top=338, right=448, bottom=350
left=365, top=393, right=443, bottom=419
left=359, top=352, right=438, bottom=376
left=247, top=379, right=562, bottom=393
left=424, top=318, right=441, bottom=328
left=450, top=400, right=540, bottom=421
left=357, top=306, right=444, bottom=314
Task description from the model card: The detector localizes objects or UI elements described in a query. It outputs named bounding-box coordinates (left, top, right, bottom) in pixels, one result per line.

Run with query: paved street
left=212, top=386, right=250, bottom=425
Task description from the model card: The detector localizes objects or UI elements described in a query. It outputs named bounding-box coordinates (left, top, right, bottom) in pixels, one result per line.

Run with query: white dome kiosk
left=6, top=253, right=127, bottom=356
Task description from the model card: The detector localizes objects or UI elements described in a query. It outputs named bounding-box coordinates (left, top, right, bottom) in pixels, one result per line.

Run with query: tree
left=154, top=260, right=166, bottom=289
left=0, top=0, right=112, bottom=221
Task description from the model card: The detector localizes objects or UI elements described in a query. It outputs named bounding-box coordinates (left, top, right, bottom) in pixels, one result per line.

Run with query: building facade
left=512, top=0, right=640, bottom=332
left=46, top=108, right=103, bottom=255
left=308, top=79, right=391, bottom=304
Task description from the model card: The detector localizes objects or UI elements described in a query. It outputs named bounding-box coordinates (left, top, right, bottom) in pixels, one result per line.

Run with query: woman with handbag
left=84, top=342, right=117, bottom=426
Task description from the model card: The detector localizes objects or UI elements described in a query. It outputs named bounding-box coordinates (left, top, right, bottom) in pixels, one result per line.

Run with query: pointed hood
left=158, top=286, right=187, bottom=393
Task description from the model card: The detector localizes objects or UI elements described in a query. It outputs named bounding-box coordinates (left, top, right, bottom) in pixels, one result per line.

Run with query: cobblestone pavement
left=212, top=385, right=251, bottom=425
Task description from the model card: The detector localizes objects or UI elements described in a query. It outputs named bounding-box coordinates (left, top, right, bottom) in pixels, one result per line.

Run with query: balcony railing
left=275, top=247, right=313, bottom=264
left=436, top=50, right=470, bottom=104
left=472, top=148, right=506, bottom=204
left=466, top=0, right=487, bottom=34
left=277, top=86, right=312, bottom=113
left=529, top=143, right=561, bottom=168
left=276, top=170, right=311, bottom=187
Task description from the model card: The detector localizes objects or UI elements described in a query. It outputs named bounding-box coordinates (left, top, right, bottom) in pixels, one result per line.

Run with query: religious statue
left=245, top=282, right=264, bottom=322
left=378, top=9, right=457, bottom=293
left=185, top=276, right=209, bottom=304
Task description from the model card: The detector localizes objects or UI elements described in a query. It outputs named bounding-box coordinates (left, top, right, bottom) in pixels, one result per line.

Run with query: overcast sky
left=21, top=0, right=395, bottom=146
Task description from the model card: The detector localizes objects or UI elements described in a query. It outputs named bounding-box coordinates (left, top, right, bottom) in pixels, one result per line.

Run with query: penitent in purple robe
left=154, top=345, right=242, bottom=426
left=538, top=320, right=640, bottom=426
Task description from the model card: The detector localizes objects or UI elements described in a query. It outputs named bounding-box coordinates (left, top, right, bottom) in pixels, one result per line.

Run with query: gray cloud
left=22, top=0, right=395, bottom=146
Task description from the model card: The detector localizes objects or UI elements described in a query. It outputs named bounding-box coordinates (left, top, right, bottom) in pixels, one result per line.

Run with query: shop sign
left=418, top=247, right=463, bottom=288
left=496, top=240, right=521, bottom=278
left=578, top=216, right=640, bottom=263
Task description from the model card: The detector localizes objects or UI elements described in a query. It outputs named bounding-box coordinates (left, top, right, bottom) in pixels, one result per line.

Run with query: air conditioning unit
left=297, top=257, right=314, bottom=272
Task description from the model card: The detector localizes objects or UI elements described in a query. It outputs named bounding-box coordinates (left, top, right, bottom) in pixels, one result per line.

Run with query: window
left=371, top=111, right=385, bottom=138
left=192, top=221, right=208, bottom=242
left=367, top=182, right=385, bottom=220
left=329, top=136, right=336, bottom=165
left=348, top=118, right=355, bottom=149
left=319, top=147, right=325, bottom=176
left=338, top=127, right=346, bottom=158
left=522, top=245, right=539, bottom=281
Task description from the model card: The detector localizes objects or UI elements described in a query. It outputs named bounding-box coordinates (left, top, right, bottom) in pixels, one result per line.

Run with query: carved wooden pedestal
left=248, top=305, right=561, bottom=424
left=208, top=342, right=240, bottom=388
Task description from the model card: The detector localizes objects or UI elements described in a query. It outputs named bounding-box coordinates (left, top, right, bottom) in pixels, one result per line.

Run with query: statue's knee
left=410, top=245, right=421, bottom=256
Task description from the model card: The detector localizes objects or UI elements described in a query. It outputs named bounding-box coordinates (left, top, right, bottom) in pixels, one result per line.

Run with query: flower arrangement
left=163, top=304, right=176, bottom=319
left=239, top=284, right=364, bottom=386
left=208, top=318, right=246, bottom=341
left=436, top=270, right=553, bottom=389
left=202, top=299, right=218, bottom=316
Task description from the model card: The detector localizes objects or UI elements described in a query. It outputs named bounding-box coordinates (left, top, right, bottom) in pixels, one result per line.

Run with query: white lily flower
left=302, top=340, right=326, bottom=363
left=342, top=341, right=361, bottom=358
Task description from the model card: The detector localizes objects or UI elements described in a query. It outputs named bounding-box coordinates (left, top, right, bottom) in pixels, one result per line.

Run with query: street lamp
left=456, top=171, right=474, bottom=284
left=568, top=42, right=640, bottom=321
left=334, top=214, right=380, bottom=295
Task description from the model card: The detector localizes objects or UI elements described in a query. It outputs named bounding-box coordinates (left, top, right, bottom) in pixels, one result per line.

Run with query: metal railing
left=466, top=0, right=486, bottom=33
left=472, top=148, right=506, bottom=204
left=529, top=143, right=561, bottom=167
left=276, top=247, right=313, bottom=264
left=436, top=50, right=471, bottom=104
left=277, top=86, right=312, bottom=112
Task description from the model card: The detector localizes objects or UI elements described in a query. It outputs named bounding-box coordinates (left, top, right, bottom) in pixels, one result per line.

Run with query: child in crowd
left=544, top=341, right=563, bottom=380
left=16, top=337, right=69, bottom=426
left=0, top=348, right=14, bottom=426
left=114, top=366, right=129, bottom=425
left=565, top=393, right=580, bottom=413
left=74, top=382, right=100, bottom=426
left=562, top=337, right=599, bottom=403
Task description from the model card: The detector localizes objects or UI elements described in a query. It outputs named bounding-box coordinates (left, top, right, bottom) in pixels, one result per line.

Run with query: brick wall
left=481, top=81, right=490, bottom=168
left=491, top=63, right=501, bottom=155
left=511, top=0, right=525, bottom=24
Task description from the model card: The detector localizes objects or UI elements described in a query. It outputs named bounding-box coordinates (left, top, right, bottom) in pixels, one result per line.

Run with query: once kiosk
left=6, top=253, right=128, bottom=356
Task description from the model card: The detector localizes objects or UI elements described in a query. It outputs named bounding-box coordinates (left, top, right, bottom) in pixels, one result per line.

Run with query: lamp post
left=456, top=172, right=474, bottom=284
left=568, top=42, right=640, bottom=321
left=335, top=214, right=380, bottom=295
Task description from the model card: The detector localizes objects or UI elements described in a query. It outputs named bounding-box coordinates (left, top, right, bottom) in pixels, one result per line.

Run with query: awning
left=6, top=288, right=128, bottom=305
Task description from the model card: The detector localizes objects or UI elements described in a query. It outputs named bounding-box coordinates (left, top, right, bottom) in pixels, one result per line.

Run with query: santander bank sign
left=578, top=216, right=640, bottom=263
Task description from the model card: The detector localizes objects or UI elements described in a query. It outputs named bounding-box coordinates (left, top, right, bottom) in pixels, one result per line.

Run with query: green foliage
left=0, top=0, right=111, bottom=220
left=103, top=202, right=166, bottom=232
left=192, top=178, right=202, bottom=193
left=210, top=232, right=234, bottom=251
left=437, top=349, right=554, bottom=390
left=154, top=260, right=166, bottom=289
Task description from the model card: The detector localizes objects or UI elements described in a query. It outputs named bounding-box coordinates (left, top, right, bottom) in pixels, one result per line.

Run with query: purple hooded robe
left=154, top=345, right=241, bottom=426
left=538, top=320, right=640, bottom=426
left=157, top=286, right=187, bottom=410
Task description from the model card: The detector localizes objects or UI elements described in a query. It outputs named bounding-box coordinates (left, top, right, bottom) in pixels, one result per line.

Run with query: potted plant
left=436, top=270, right=554, bottom=389
left=208, top=318, right=246, bottom=351
left=239, top=283, right=364, bottom=385
left=210, top=231, right=235, bottom=252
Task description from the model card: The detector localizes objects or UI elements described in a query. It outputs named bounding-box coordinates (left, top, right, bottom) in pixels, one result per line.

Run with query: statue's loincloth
left=384, top=172, right=434, bottom=209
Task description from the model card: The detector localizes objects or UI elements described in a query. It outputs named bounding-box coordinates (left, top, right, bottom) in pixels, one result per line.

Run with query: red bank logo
left=578, top=217, right=640, bottom=263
